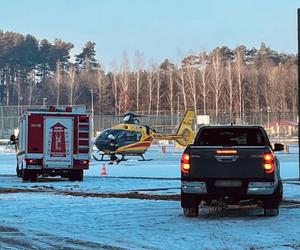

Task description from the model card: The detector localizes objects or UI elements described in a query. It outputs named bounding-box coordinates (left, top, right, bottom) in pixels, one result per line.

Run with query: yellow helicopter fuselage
left=111, top=123, right=154, bottom=155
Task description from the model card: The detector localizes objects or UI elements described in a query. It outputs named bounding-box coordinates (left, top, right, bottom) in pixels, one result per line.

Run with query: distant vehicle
left=11, top=106, right=91, bottom=182
left=180, top=125, right=284, bottom=217
left=94, top=110, right=195, bottom=161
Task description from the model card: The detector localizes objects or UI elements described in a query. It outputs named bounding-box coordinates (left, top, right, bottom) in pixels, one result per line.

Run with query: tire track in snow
left=0, top=224, right=127, bottom=250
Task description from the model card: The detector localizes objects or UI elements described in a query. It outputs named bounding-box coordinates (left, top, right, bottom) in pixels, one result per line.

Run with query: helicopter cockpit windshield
left=123, top=114, right=139, bottom=124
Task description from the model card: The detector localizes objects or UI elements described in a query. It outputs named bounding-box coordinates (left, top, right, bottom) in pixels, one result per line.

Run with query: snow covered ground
left=0, top=145, right=300, bottom=249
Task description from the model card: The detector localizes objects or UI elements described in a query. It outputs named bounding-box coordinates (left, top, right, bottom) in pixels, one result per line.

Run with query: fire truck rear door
left=43, top=117, right=73, bottom=168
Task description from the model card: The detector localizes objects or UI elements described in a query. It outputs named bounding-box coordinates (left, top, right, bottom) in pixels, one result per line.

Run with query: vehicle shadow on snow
left=194, top=205, right=272, bottom=219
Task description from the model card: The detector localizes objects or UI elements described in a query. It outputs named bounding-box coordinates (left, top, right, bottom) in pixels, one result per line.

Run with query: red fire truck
left=11, top=106, right=91, bottom=182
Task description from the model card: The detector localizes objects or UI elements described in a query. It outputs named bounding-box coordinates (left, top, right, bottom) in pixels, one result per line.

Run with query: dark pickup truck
left=181, top=125, right=284, bottom=217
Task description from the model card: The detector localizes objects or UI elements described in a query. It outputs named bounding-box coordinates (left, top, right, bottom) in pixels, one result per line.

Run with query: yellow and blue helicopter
left=93, top=110, right=195, bottom=161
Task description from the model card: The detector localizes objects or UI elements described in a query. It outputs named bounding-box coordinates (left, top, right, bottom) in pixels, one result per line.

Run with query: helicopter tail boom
left=153, top=110, right=195, bottom=146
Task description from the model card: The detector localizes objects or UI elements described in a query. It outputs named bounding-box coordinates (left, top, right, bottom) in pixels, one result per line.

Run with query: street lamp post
left=43, top=98, right=47, bottom=108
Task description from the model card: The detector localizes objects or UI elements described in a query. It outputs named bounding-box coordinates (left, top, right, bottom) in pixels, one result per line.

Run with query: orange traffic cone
left=101, top=164, right=107, bottom=176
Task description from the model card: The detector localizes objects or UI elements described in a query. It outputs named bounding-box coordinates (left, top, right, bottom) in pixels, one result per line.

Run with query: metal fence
left=0, top=106, right=298, bottom=141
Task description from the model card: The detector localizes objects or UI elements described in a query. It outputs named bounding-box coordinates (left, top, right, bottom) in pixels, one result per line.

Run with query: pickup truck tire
left=183, top=208, right=199, bottom=218
left=181, top=192, right=199, bottom=208
left=264, top=208, right=279, bottom=216
left=181, top=191, right=199, bottom=217
left=262, top=181, right=282, bottom=216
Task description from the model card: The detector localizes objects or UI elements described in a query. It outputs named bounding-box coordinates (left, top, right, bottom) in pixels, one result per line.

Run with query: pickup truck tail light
left=263, top=152, right=274, bottom=174
left=180, top=153, right=190, bottom=174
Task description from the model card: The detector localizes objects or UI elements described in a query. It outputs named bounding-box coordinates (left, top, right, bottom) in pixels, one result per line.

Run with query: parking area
left=0, top=147, right=300, bottom=249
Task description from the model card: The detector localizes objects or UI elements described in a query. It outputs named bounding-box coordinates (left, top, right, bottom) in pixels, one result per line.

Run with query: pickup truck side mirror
left=273, top=143, right=284, bottom=151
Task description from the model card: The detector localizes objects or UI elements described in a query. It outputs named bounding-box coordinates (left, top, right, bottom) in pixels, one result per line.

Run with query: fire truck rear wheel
left=29, top=171, right=38, bottom=182
left=22, top=170, right=37, bottom=182
left=22, top=169, right=30, bottom=181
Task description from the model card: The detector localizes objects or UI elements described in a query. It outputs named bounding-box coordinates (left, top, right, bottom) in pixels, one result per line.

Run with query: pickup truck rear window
left=195, top=128, right=266, bottom=146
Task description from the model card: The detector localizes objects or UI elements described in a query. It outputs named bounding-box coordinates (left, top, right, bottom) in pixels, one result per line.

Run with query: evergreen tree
left=75, top=41, right=99, bottom=70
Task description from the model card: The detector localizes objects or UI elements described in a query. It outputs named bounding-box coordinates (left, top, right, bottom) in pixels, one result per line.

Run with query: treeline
left=0, top=30, right=297, bottom=121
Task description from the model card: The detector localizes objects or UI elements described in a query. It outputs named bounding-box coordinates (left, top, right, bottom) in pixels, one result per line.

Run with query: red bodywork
left=20, top=107, right=90, bottom=171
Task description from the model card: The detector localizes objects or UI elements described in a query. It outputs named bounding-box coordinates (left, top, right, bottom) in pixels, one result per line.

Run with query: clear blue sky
left=0, top=0, right=299, bottom=69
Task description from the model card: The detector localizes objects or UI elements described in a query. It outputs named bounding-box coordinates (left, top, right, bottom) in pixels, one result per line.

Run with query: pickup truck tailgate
left=188, top=146, right=267, bottom=179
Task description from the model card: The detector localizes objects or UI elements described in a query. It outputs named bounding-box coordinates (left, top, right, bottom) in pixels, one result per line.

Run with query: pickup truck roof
left=199, top=125, right=263, bottom=129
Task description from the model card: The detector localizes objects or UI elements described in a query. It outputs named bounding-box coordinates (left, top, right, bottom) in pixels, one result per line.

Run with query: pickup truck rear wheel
left=181, top=191, right=199, bottom=208
left=264, top=208, right=279, bottom=216
left=183, top=207, right=199, bottom=218
left=262, top=181, right=282, bottom=216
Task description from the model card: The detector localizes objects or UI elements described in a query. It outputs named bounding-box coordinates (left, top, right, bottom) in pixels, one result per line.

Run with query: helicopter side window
left=128, top=131, right=141, bottom=142
left=135, top=132, right=142, bottom=141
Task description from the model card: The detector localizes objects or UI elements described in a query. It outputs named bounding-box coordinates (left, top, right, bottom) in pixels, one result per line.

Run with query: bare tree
left=13, top=71, right=21, bottom=108
left=226, top=59, right=233, bottom=122
left=27, top=70, right=36, bottom=106
left=268, top=64, right=287, bottom=112
left=186, top=62, right=198, bottom=115
left=54, top=60, right=61, bottom=106
left=177, top=67, right=187, bottom=111
left=134, top=51, right=143, bottom=113
left=118, top=53, right=131, bottom=114
left=234, top=46, right=246, bottom=121
left=146, top=63, right=156, bottom=115
left=156, top=69, right=161, bottom=116
left=168, top=66, right=174, bottom=118
left=111, top=60, right=119, bottom=115
left=96, top=65, right=104, bottom=113
left=246, top=65, right=260, bottom=112
left=199, top=52, right=209, bottom=115
left=211, top=48, right=224, bottom=120
left=65, top=64, right=79, bottom=105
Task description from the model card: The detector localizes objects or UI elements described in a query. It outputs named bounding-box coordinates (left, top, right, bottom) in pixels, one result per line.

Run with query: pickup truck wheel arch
left=181, top=191, right=200, bottom=208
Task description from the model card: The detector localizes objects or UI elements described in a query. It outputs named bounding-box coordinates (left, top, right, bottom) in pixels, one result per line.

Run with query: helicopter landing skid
left=92, top=153, right=128, bottom=162
left=92, top=153, right=107, bottom=161
left=92, top=153, right=151, bottom=162
left=137, top=155, right=153, bottom=161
